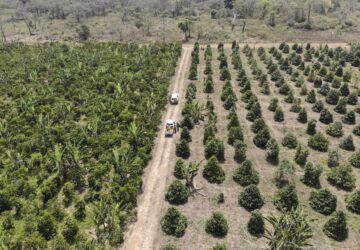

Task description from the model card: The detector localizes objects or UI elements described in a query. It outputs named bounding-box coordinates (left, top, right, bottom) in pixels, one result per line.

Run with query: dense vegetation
left=0, top=42, right=181, bottom=248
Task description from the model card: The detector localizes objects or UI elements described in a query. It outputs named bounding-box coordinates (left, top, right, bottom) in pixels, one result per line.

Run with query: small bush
left=347, top=92, right=358, bottom=105
left=306, top=119, right=317, bottom=135
left=353, top=125, right=360, bottom=136
left=339, top=135, right=355, bottom=151
left=312, top=100, right=324, bottom=113
left=340, top=83, right=350, bottom=96
left=165, top=180, right=190, bottom=205
left=268, top=98, right=279, bottom=112
left=253, top=128, right=271, bottom=149
left=342, top=111, right=355, bottom=125
left=326, top=121, right=343, bottom=137
left=238, top=184, right=265, bottom=211
left=209, top=243, right=228, bottom=250
left=323, top=211, right=348, bottom=241
left=297, top=108, right=307, bottom=123
left=251, top=118, right=267, bottom=133
left=327, top=148, right=340, bottom=168
left=327, top=164, right=356, bottom=191
left=273, top=185, right=299, bottom=211
left=349, top=151, right=360, bottom=168
left=334, top=97, right=347, bottom=114
left=308, top=132, right=329, bottom=152
left=326, top=89, right=340, bottom=105
left=161, top=207, right=187, bottom=237
left=274, top=160, right=295, bottom=187
left=294, top=144, right=309, bottom=166
left=205, top=138, right=225, bottom=161
left=203, top=156, right=225, bottom=184
left=180, top=127, right=192, bottom=142
left=309, top=189, right=337, bottom=215
left=161, top=244, right=179, bottom=250
left=247, top=210, right=265, bottom=236
left=233, top=160, right=259, bottom=186
left=174, top=159, right=186, bottom=179
left=228, top=126, right=243, bottom=145
left=181, top=115, right=194, bottom=129
left=282, top=133, right=298, bottom=149
left=302, top=162, right=322, bottom=188
left=176, top=139, right=190, bottom=159
left=205, top=212, right=228, bottom=237
left=266, top=138, right=279, bottom=162
left=346, top=190, right=360, bottom=214
left=274, top=107, right=284, bottom=122
left=319, top=109, right=333, bottom=124
left=234, top=140, right=247, bottom=163
left=306, top=90, right=316, bottom=103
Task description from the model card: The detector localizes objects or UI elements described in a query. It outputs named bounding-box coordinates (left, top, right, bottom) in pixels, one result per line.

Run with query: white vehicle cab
left=165, top=119, right=176, bottom=137
left=169, top=93, right=179, bottom=104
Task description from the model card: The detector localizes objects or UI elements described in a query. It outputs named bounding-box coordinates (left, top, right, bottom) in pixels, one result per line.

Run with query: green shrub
left=238, top=184, right=264, bottom=211
left=300, top=85, right=307, bottom=95
left=274, top=107, right=284, bottom=122
left=339, top=135, right=355, bottom=151
left=290, top=98, right=302, bottom=113
left=318, top=83, right=330, bottom=96
left=217, top=193, right=225, bottom=204
left=62, top=217, right=79, bottom=244
left=306, top=119, right=317, bottom=135
left=326, top=89, right=340, bottom=105
left=233, top=160, right=259, bottom=186
left=205, top=138, right=225, bottom=161
left=319, top=109, right=333, bottom=124
left=309, top=189, right=337, bottom=215
left=294, top=144, right=309, bottom=166
left=174, top=159, right=186, bottom=179
left=228, top=126, right=243, bottom=145
left=326, top=121, right=343, bottom=137
left=251, top=118, right=267, bottom=133
left=332, top=77, right=341, bottom=88
left=340, top=83, right=350, bottom=96
left=353, top=124, right=360, bottom=136
left=282, top=133, right=298, bottom=149
left=312, top=101, right=324, bottom=113
left=253, top=128, right=271, bottom=149
left=234, top=140, right=247, bottom=163
left=246, top=102, right=262, bottom=122
left=323, top=211, right=348, bottom=241
left=346, top=190, right=360, bottom=214
left=161, top=207, right=187, bottom=237
left=220, top=67, right=231, bottom=81
left=349, top=151, right=360, bottom=168
left=205, top=212, right=228, bottom=237
left=334, top=97, right=347, bottom=114
left=327, top=164, right=356, bottom=191
left=247, top=210, right=265, bottom=236
left=306, top=90, right=316, bottom=103
left=37, top=212, right=57, bottom=240
left=180, top=127, right=192, bottom=142
left=308, top=132, right=329, bottom=152
left=268, top=98, right=279, bottom=112
left=327, top=148, right=340, bottom=168
left=273, top=185, right=299, bottom=211
left=74, top=200, right=86, bottom=221
left=266, top=138, right=279, bottom=162
left=347, top=92, right=358, bottom=105
left=342, top=111, right=355, bottom=125
left=297, top=108, right=307, bottom=123
left=203, top=156, right=225, bottom=184
left=165, top=180, right=190, bottom=205
left=223, top=95, right=236, bottom=110
left=176, top=139, right=190, bottom=159
left=181, top=115, right=194, bottom=129
left=302, top=162, right=322, bottom=188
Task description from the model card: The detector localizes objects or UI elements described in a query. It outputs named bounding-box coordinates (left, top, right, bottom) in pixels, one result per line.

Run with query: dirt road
left=122, top=46, right=191, bottom=250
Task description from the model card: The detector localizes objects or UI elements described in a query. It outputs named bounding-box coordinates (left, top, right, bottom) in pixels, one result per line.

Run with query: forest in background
left=0, top=0, right=359, bottom=43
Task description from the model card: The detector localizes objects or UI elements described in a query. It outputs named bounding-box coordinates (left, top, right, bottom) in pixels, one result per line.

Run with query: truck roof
left=166, top=119, right=175, bottom=124
left=171, top=93, right=179, bottom=98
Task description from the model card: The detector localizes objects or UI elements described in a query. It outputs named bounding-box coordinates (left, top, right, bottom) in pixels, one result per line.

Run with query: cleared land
left=141, top=43, right=360, bottom=250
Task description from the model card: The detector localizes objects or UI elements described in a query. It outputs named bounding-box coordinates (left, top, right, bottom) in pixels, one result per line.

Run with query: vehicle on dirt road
left=169, top=93, right=179, bottom=104
left=165, top=119, right=177, bottom=136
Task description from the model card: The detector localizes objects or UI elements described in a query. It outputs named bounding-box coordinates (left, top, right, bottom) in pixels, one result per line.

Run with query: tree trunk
left=24, top=19, right=35, bottom=36
left=0, top=25, right=6, bottom=43
left=242, top=20, right=246, bottom=33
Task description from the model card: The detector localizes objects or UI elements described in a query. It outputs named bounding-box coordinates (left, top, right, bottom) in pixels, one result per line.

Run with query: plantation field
left=156, top=42, right=360, bottom=250
left=0, top=42, right=181, bottom=248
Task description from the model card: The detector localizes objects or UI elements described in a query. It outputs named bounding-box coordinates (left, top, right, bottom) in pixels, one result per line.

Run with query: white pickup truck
left=169, top=93, right=179, bottom=104
left=165, top=119, right=176, bottom=137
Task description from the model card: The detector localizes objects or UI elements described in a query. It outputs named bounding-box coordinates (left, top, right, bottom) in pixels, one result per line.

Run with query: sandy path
left=122, top=46, right=191, bottom=250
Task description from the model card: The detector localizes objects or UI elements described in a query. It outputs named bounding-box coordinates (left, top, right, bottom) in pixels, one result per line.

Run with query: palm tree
left=265, top=206, right=313, bottom=250
left=128, top=121, right=145, bottom=153
left=178, top=19, right=192, bottom=41
left=188, top=101, right=206, bottom=123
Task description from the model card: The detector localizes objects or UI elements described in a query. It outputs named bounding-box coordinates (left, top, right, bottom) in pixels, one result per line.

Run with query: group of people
left=173, top=121, right=180, bottom=134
